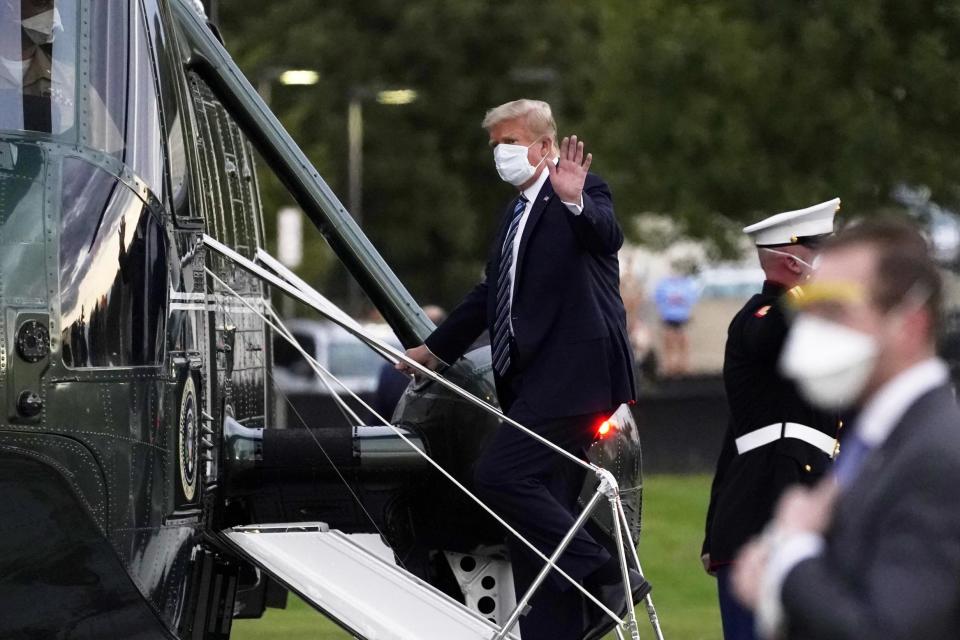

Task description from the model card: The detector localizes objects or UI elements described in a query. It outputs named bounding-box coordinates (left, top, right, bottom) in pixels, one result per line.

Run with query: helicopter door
left=220, top=524, right=520, bottom=640
left=187, top=73, right=269, bottom=432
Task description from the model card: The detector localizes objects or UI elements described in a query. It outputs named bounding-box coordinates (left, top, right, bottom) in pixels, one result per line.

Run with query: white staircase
left=221, top=523, right=521, bottom=640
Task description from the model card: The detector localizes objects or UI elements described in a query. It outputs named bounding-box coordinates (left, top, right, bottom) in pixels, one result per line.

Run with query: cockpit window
left=0, top=0, right=78, bottom=135
left=85, top=0, right=127, bottom=157
left=0, top=0, right=164, bottom=195
left=60, top=157, right=167, bottom=368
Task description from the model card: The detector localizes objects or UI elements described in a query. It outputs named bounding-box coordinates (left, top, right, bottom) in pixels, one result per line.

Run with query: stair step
left=221, top=523, right=520, bottom=640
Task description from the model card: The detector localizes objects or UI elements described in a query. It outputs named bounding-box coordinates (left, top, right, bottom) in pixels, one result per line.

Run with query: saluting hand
left=547, top=135, right=592, bottom=205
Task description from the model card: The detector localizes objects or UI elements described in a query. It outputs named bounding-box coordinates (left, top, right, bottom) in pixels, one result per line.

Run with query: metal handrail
left=205, top=266, right=620, bottom=622
left=204, top=238, right=662, bottom=638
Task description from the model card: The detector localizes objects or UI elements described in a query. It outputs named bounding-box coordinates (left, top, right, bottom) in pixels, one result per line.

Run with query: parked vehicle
left=272, top=319, right=401, bottom=426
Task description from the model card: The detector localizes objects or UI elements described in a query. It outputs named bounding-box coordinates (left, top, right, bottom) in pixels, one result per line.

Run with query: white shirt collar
left=520, top=158, right=554, bottom=203
left=854, top=357, right=949, bottom=447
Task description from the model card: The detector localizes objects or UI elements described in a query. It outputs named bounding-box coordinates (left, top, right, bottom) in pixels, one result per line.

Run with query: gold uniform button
left=804, top=464, right=812, bottom=472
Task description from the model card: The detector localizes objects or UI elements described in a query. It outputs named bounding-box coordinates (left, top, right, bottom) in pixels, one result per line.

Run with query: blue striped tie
left=491, top=195, right=528, bottom=376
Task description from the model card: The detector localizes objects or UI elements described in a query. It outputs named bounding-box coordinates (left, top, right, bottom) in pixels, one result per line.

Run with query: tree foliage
left=586, top=0, right=960, bottom=247
left=219, top=0, right=960, bottom=309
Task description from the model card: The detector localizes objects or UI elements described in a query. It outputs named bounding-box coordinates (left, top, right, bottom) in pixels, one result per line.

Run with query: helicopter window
left=0, top=0, right=79, bottom=135
left=60, top=157, right=167, bottom=368
left=140, top=0, right=188, bottom=215
left=123, top=0, right=164, bottom=195
left=0, top=0, right=165, bottom=196
left=85, top=0, right=127, bottom=156
left=85, top=0, right=163, bottom=194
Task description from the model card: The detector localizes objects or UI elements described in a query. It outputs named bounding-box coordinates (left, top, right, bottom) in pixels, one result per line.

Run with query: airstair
left=221, top=523, right=521, bottom=640
left=201, top=236, right=665, bottom=640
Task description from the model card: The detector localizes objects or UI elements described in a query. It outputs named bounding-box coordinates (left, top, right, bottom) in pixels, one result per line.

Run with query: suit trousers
left=475, top=373, right=611, bottom=640
left=716, top=565, right=757, bottom=640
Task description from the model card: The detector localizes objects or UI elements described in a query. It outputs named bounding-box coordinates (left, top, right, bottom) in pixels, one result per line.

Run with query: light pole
left=347, top=93, right=365, bottom=228
left=346, top=87, right=418, bottom=313
left=256, top=67, right=319, bottom=316
left=257, top=67, right=320, bottom=105
left=347, top=88, right=418, bottom=227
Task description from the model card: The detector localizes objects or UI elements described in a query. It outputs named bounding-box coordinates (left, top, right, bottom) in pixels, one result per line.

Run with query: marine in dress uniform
left=702, top=199, right=842, bottom=640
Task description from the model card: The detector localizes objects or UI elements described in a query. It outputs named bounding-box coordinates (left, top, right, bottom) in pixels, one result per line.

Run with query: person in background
left=703, top=199, right=841, bottom=640
left=653, top=258, right=700, bottom=376
left=373, top=305, right=446, bottom=418
left=732, top=218, right=960, bottom=640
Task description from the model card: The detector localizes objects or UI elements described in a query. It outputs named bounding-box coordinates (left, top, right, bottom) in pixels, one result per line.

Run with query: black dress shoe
left=581, top=569, right=651, bottom=640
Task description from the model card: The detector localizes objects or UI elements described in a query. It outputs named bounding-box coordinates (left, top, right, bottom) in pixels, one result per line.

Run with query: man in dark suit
left=733, top=219, right=960, bottom=640
left=400, top=99, right=646, bottom=640
left=703, top=200, right=841, bottom=640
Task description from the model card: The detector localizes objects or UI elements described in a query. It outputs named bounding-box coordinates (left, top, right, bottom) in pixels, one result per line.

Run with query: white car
left=272, top=319, right=401, bottom=398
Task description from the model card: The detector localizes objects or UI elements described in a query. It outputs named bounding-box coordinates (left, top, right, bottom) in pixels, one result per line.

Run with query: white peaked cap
left=743, top=198, right=841, bottom=247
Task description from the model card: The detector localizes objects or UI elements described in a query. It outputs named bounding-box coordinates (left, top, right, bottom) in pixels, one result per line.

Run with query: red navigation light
left=596, top=419, right=613, bottom=439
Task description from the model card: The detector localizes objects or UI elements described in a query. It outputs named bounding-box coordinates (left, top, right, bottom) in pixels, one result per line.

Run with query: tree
left=219, top=0, right=599, bottom=311
left=220, top=0, right=960, bottom=305
left=584, top=0, right=960, bottom=249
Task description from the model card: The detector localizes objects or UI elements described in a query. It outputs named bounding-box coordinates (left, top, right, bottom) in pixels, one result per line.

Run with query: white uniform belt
left=735, top=422, right=836, bottom=457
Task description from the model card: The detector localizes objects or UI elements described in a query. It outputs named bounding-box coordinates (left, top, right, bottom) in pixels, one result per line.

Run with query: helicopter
left=0, top=0, right=650, bottom=638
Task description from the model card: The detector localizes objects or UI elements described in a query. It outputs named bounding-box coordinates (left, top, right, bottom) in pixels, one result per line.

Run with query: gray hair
left=482, top=99, right=557, bottom=147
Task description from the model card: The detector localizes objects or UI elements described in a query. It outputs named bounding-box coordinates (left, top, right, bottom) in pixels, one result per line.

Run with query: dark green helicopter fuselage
left=0, top=0, right=274, bottom=636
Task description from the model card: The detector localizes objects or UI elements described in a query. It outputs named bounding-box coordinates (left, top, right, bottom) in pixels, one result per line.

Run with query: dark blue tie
left=491, top=195, right=528, bottom=376
left=834, top=432, right=872, bottom=487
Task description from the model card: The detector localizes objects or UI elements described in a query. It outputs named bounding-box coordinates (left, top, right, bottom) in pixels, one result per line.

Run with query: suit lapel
left=514, top=180, right=555, bottom=287
left=838, top=385, right=949, bottom=522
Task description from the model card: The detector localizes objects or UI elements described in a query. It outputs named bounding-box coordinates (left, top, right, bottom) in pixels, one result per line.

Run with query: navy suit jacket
left=425, top=173, right=636, bottom=419
left=781, top=384, right=960, bottom=639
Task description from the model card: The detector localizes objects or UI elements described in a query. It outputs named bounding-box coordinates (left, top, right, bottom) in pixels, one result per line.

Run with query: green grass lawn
left=231, top=474, right=721, bottom=640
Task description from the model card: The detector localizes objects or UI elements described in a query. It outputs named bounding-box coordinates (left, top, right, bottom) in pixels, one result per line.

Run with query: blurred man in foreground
left=703, top=199, right=841, bottom=640
left=733, top=219, right=960, bottom=639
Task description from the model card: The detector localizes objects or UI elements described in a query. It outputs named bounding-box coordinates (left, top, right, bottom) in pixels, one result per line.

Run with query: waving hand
left=547, top=135, right=592, bottom=204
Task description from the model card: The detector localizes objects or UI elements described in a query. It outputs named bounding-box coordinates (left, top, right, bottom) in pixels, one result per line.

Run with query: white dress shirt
left=756, top=356, right=950, bottom=637
left=507, top=161, right=583, bottom=330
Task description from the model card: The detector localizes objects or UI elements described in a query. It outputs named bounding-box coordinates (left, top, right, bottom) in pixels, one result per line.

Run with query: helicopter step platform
left=220, top=523, right=521, bottom=640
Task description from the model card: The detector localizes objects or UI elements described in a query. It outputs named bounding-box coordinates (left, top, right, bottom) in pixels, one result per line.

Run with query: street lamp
left=376, top=89, right=418, bottom=106
left=255, top=67, right=319, bottom=316
left=279, top=69, right=321, bottom=86
left=256, top=67, right=320, bottom=104
left=346, top=86, right=418, bottom=313
left=347, top=87, right=419, bottom=228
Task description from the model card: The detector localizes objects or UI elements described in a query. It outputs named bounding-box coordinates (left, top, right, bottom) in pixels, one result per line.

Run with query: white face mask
left=762, top=247, right=820, bottom=273
left=494, top=138, right=547, bottom=186
left=22, top=8, right=63, bottom=46
left=779, top=314, right=879, bottom=410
